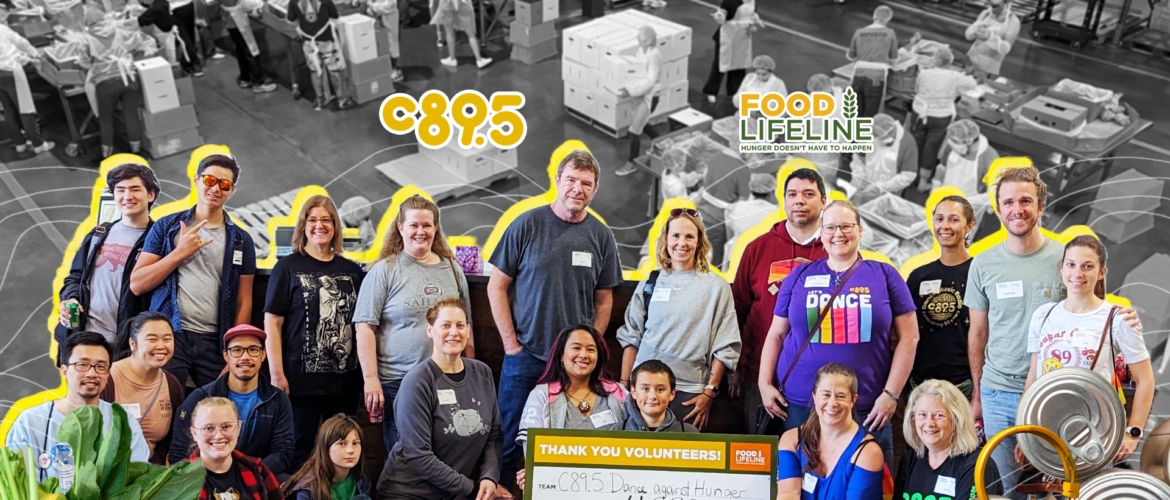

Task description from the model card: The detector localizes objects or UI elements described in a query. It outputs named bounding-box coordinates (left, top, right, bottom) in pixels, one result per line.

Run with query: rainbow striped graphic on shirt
left=805, top=292, right=872, bottom=344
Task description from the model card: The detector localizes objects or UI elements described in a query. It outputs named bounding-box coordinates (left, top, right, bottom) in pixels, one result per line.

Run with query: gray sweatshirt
left=378, top=358, right=501, bottom=500
left=621, top=398, right=697, bottom=433
left=616, top=269, right=741, bottom=393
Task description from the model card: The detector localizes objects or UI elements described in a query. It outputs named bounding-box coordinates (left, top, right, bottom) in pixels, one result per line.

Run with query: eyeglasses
left=226, top=346, right=264, bottom=358
left=196, top=421, right=240, bottom=437
left=199, top=174, right=234, bottom=191
left=669, top=208, right=702, bottom=220
left=822, top=223, right=858, bottom=235
left=66, top=362, right=110, bottom=374
left=305, top=217, right=334, bottom=226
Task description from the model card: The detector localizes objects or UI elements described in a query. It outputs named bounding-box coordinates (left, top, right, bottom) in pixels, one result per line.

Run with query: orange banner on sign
left=532, top=435, right=726, bottom=470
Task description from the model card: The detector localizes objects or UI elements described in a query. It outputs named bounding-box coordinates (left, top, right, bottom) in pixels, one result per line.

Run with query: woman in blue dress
left=777, top=363, right=884, bottom=500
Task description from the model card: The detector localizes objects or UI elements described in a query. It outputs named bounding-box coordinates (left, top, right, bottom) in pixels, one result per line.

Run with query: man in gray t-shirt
left=175, top=219, right=226, bottom=333
left=487, top=150, right=622, bottom=490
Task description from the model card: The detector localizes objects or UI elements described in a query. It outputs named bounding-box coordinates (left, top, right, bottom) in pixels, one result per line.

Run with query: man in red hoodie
left=732, top=165, right=828, bottom=434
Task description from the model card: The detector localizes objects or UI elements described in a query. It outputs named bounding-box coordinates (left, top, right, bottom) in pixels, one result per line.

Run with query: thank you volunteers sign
left=525, top=428, right=777, bottom=500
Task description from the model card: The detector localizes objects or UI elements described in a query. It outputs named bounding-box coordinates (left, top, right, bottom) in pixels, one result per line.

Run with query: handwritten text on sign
left=530, top=466, right=773, bottom=500
left=534, top=435, right=725, bottom=470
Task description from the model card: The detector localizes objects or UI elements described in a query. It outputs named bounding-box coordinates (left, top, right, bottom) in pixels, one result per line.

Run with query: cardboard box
left=661, top=58, right=687, bottom=85
left=1045, top=88, right=1105, bottom=122
left=1090, top=208, right=1154, bottom=245
left=175, top=77, right=196, bottom=106
left=511, top=38, right=558, bottom=64
left=12, top=20, right=52, bottom=41
left=1009, top=101, right=1141, bottom=153
left=1021, top=95, right=1087, bottom=133
left=510, top=20, right=556, bottom=47
left=581, top=27, right=636, bottom=69
left=349, top=74, right=393, bottom=104
left=375, top=27, right=392, bottom=57
left=421, top=145, right=496, bottom=182
left=140, top=105, right=199, bottom=139
left=38, top=62, right=85, bottom=87
left=564, top=81, right=584, bottom=111
left=143, top=126, right=202, bottom=158
left=134, top=57, right=180, bottom=113
left=347, top=55, right=392, bottom=84
left=543, top=0, right=559, bottom=23
left=666, top=79, right=689, bottom=112
left=597, top=30, right=639, bottom=60
left=1123, top=253, right=1170, bottom=323
left=601, top=55, right=645, bottom=94
left=338, top=14, right=377, bottom=63
left=593, top=90, right=636, bottom=129
left=514, top=0, right=544, bottom=26
left=1092, top=168, right=1165, bottom=214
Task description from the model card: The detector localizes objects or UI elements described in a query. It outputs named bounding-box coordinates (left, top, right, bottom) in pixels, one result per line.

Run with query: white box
left=582, top=28, right=636, bottom=69
left=593, top=91, right=636, bottom=129
left=667, top=79, right=689, bottom=111
left=563, top=59, right=599, bottom=93
left=597, top=30, right=638, bottom=59
left=601, top=55, right=646, bottom=94
left=564, top=81, right=584, bottom=111
left=417, top=123, right=516, bottom=182
left=134, top=57, right=180, bottom=113
left=565, top=23, right=613, bottom=65
left=579, top=89, right=598, bottom=117
left=562, top=22, right=596, bottom=63
left=660, top=58, right=681, bottom=85
left=542, top=0, right=558, bottom=22
left=338, top=14, right=377, bottom=63
left=605, top=11, right=644, bottom=27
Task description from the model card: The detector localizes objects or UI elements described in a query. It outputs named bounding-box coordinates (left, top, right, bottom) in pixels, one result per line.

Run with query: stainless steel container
left=1141, top=418, right=1170, bottom=486
left=1017, top=367, right=1126, bottom=479
left=1078, top=469, right=1170, bottom=499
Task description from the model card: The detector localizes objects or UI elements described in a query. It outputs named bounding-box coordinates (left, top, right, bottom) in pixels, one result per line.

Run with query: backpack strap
left=642, top=270, right=661, bottom=325
left=1090, top=306, right=1119, bottom=372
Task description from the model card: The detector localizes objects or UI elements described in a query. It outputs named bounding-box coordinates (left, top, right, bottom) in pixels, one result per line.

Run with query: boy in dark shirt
left=623, top=361, right=698, bottom=433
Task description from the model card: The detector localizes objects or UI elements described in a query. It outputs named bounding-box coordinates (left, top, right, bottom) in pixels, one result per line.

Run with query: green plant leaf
left=68, top=462, right=100, bottom=500
left=39, top=477, right=60, bottom=495
left=96, top=404, right=130, bottom=496
left=56, top=406, right=102, bottom=468
left=0, top=447, right=23, bottom=500
left=139, top=460, right=204, bottom=500
left=109, top=483, right=141, bottom=500
left=126, top=462, right=151, bottom=485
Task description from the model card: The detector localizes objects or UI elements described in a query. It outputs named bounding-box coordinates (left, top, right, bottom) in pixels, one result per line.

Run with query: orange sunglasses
left=199, top=174, right=234, bottom=191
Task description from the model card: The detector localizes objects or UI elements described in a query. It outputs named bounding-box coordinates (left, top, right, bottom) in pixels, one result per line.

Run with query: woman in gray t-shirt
left=352, top=195, right=471, bottom=456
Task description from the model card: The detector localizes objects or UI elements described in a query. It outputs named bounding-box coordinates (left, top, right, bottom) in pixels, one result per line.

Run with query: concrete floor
left=2, top=0, right=1169, bottom=449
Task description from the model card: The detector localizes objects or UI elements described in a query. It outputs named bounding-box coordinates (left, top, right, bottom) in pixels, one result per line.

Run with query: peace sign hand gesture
left=177, top=220, right=214, bottom=258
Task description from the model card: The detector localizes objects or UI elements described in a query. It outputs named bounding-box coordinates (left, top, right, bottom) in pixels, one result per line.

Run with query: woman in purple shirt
left=758, top=200, right=919, bottom=469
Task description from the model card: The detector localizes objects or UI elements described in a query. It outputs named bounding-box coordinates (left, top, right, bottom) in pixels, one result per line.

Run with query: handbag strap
left=1090, top=306, right=1119, bottom=372
left=779, top=257, right=863, bottom=389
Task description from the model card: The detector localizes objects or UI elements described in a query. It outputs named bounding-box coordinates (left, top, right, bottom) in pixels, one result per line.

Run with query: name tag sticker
left=651, top=288, right=672, bottom=303
left=920, top=279, right=942, bottom=296
left=802, top=473, right=818, bottom=493
left=572, top=251, right=592, bottom=268
left=122, top=403, right=142, bottom=420
left=589, top=410, right=616, bottom=427
left=232, top=250, right=243, bottom=265
left=805, top=275, right=830, bottom=288
left=437, top=389, right=457, bottom=405
left=935, top=475, right=956, bottom=497
left=996, top=280, right=1024, bottom=299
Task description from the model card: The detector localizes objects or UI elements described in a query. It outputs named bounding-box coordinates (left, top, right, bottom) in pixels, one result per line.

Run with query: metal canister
left=1141, top=418, right=1170, bottom=486
left=1017, top=367, right=1126, bottom=480
left=67, top=302, right=80, bottom=329
left=1078, top=469, right=1170, bottom=499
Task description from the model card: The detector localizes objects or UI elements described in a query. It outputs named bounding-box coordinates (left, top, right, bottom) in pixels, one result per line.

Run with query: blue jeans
left=852, top=77, right=885, bottom=118
left=981, top=386, right=1023, bottom=499
left=381, top=379, right=403, bottom=459
left=780, top=403, right=895, bottom=472
left=498, top=350, right=549, bottom=489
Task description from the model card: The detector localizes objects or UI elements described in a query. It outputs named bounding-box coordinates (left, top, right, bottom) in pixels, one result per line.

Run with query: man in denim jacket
left=131, top=153, right=256, bottom=387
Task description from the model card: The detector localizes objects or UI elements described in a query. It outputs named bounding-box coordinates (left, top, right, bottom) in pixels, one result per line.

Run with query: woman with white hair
left=908, top=46, right=978, bottom=193
left=615, top=26, right=664, bottom=177
left=850, top=113, right=918, bottom=205
left=935, top=119, right=997, bottom=214
left=894, top=380, right=1003, bottom=499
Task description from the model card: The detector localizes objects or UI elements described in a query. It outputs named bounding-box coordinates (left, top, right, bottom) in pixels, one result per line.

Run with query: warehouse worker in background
left=845, top=6, right=907, bottom=118
left=964, top=0, right=1020, bottom=76
left=0, top=6, right=54, bottom=154
left=730, top=54, right=787, bottom=144
left=850, top=113, right=918, bottom=206
left=935, top=119, right=998, bottom=215
left=7, top=333, right=151, bottom=483
left=908, top=46, right=977, bottom=193
left=615, top=26, right=663, bottom=177
left=167, top=0, right=202, bottom=76
left=362, top=0, right=405, bottom=82
left=286, top=0, right=352, bottom=111
left=220, top=0, right=278, bottom=93
left=723, top=173, right=779, bottom=264
left=693, top=144, right=752, bottom=269
left=793, top=74, right=843, bottom=190
left=488, top=150, right=622, bottom=492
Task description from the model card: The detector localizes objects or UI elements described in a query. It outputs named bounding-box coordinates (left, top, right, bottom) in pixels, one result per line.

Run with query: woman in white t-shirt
left=1024, top=235, right=1154, bottom=462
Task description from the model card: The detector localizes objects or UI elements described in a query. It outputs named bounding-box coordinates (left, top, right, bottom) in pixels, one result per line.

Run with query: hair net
left=947, top=119, right=980, bottom=143
left=749, top=173, right=776, bottom=194
left=872, top=114, right=898, bottom=140
left=639, top=25, right=658, bottom=46
left=807, top=74, right=832, bottom=93
left=874, top=5, right=893, bottom=22
left=661, top=147, right=688, bottom=175
left=339, top=196, right=372, bottom=226
left=931, top=47, right=955, bottom=68
left=752, top=55, right=775, bottom=72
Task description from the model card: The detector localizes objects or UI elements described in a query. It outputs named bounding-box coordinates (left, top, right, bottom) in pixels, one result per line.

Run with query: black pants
left=0, top=70, right=45, bottom=147
left=628, top=96, right=661, bottom=161
left=173, top=3, right=201, bottom=73
left=668, top=391, right=703, bottom=431
left=908, top=112, right=953, bottom=183
left=290, top=394, right=360, bottom=470
left=702, top=55, right=745, bottom=97
left=95, top=78, right=143, bottom=149
left=228, top=28, right=268, bottom=84
left=164, top=329, right=226, bottom=388
left=852, top=76, right=885, bottom=118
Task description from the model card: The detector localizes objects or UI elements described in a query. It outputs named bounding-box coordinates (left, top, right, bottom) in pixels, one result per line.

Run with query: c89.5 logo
left=379, top=90, right=527, bottom=150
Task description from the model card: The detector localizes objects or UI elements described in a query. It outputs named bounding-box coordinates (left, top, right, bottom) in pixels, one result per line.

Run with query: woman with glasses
left=353, top=195, right=471, bottom=455
left=759, top=200, right=919, bottom=469
left=190, top=397, right=282, bottom=500
left=101, top=311, right=184, bottom=464
left=264, top=195, right=364, bottom=470
left=894, top=380, right=1002, bottom=500
left=616, top=208, right=741, bottom=430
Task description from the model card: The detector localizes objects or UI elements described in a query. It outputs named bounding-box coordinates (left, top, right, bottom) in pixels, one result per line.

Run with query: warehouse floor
left=2, top=0, right=1169, bottom=442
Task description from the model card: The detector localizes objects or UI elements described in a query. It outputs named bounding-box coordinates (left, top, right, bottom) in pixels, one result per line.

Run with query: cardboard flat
left=140, top=105, right=200, bottom=139
left=143, top=126, right=202, bottom=158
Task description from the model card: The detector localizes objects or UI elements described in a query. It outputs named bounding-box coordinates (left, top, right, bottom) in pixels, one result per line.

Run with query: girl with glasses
left=759, top=200, right=919, bottom=470
left=191, top=397, right=282, bottom=500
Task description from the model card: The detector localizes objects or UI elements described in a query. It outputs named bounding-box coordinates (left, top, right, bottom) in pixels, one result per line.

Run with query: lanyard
left=40, top=401, right=55, bottom=482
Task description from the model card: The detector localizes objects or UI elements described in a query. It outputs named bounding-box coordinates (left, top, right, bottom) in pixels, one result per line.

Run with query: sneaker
left=128, top=141, right=141, bottom=154
left=437, top=37, right=445, bottom=47
left=441, top=57, right=457, bottom=67
left=211, top=52, right=226, bottom=60
left=706, top=95, right=716, bottom=103
left=291, top=84, right=302, bottom=100
left=614, top=162, right=638, bottom=176
left=476, top=57, right=493, bottom=69
left=390, top=69, right=405, bottom=82
left=252, top=82, right=278, bottom=93
left=314, top=97, right=325, bottom=111
left=193, top=70, right=205, bottom=77
left=338, top=98, right=356, bottom=110
left=238, top=80, right=254, bottom=89
left=14, top=141, right=29, bottom=153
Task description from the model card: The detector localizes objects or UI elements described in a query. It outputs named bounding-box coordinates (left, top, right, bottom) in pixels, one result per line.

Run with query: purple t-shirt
left=772, top=259, right=916, bottom=413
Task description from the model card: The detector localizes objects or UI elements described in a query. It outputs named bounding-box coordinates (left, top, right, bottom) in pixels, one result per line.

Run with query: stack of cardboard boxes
left=135, top=57, right=201, bottom=158
left=1090, top=168, right=1163, bottom=244
left=339, top=13, right=395, bottom=105
left=1122, top=253, right=1170, bottom=356
left=510, top=0, right=559, bottom=64
left=561, top=10, right=691, bottom=134
left=417, top=123, right=518, bottom=184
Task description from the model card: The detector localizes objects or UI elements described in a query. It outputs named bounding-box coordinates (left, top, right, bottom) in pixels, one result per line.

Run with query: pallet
left=1123, top=28, right=1170, bottom=57
left=374, top=154, right=518, bottom=203
left=234, top=187, right=301, bottom=259
left=564, top=105, right=675, bottom=139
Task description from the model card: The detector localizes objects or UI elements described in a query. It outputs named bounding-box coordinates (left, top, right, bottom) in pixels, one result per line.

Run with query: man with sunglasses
left=7, top=332, right=150, bottom=483
left=168, top=324, right=295, bottom=474
left=56, top=163, right=160, bottom=361
left=132, top=153, right=256, bottom=389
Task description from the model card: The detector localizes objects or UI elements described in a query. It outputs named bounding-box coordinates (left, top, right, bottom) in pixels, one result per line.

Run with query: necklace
left=564, top=390, right=593, bottom=414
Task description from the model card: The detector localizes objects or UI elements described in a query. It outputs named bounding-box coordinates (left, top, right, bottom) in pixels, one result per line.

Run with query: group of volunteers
left=5, top=146, right=1155, bottom=500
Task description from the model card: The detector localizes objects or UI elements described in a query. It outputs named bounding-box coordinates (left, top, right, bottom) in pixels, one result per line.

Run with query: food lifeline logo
left=737, top=87, right=875, bottom=155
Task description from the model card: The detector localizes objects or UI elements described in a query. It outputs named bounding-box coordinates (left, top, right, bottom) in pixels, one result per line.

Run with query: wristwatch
left=1127, top=426, right=1143, bottom=439
left=704, top=384, right=719, bottom=395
